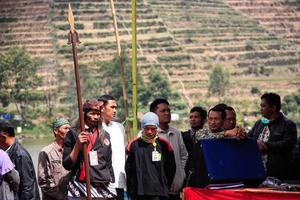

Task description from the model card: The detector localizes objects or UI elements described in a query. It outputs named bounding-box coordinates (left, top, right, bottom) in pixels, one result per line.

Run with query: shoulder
left=127, top=137, right=140, bottom=152
left=158, top=137, right=173, bottom=152
left=39, top=143, right=55, bottom=155
left=169, top=126, right=181, bottom=135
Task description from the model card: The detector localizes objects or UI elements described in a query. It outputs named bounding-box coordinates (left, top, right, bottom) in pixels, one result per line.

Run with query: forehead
left=87, top=110, right=101, bottom=115
left=226, top=110, right=236, bottom=117
left=157, top=103, right=169, bottom=110
left=208, top=110, right=222, bottom=118
left=59, top=124, right=71, bottom=129
left=106, top=100, right=117, bottom=106
left=144, top=125, right=157, bottom=129
left=190, top=111, right=201, bottom=117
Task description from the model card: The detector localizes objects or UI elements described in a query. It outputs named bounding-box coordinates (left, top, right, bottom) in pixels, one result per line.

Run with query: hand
left=236, top=126, right=247, bottom=139
left=76, top=131, right=89, bottom=149
left=224, top=127, right=246, bottom=139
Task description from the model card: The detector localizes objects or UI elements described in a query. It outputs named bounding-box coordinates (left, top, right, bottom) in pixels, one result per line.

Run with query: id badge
left=152, top=151, right=161, bottom=162
left=89, top=151, right=98, bottom=166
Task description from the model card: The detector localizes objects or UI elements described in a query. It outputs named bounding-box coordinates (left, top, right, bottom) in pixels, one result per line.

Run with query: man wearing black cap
left=0, top=123, right=40, bottom=200
left=38, top=118, right=71, bottom=200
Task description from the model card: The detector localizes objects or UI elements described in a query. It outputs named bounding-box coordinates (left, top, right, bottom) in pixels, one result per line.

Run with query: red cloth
left=184, top=187, right=300, bottom=200
left=79, top=128, right=98, bottom=181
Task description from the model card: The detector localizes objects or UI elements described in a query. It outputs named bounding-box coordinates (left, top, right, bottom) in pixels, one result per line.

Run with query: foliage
left=0, top=47, right=42, bottom=121
left=208, top=65, right=230, bottom=96
left=282, top=90, right=300, bottom=127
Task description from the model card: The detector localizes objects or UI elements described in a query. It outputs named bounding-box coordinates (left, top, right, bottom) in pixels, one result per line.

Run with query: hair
left=213, top=103, right=228, bottom=111
left=261, top=92, right=281, bottom=111
left=149, top=98, right=169, bottom=112
left=225, top=106, right=236, bottom=114
left=98, top=94, right=116, bottom=106
left=190, top=106, right=207, bottom=120
left=0, top=122, right=15, bottom=137
left=208, top=105, right=226, bottom=120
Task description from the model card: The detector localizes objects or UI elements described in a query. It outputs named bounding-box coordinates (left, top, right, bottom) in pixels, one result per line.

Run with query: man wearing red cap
left=63, top=100, right=116, bottom=199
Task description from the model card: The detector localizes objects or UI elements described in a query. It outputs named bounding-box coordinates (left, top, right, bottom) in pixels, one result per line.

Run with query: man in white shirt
left=98, top=95, right=126, bottom=200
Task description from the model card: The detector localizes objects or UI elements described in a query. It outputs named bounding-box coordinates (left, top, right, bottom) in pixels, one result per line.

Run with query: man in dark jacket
left=248, top=92, right=297, bottom=181
left=182, top=106, right=207, bottom=156
left=0, top=123, right=40, bottom=200
left=126, top=112, right=176, bottom=200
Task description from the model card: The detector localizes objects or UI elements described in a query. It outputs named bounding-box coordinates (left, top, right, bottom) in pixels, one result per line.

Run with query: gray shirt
left=158, top=126, right=188, bottom=194
left=38, top=142, right=70, bottom=200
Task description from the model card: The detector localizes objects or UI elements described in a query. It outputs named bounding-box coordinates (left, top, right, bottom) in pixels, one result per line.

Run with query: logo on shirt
left=104, top=138, right=110, bottom=146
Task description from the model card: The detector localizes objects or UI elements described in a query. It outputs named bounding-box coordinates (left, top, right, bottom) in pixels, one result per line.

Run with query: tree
left=208, top=65, right=230, bottom=96
left=0, top=47, right=42, bottom=121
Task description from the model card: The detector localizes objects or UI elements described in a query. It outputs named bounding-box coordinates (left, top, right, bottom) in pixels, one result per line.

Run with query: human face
left=223, top=110, right=236, bottom=130
left=86, top=110, right=101, bottom=127
left=189, top=112, right=205, bottom=130
left=143, top=125, right=157, bottom=138
left=102, top=100, right=117, bottom=122
left=0, top=132, right=9, bottom=150
left=260, top=98, right=274, bottom=119
left=54, top=124, right=71, bottom=140
left=155, top=103, right=171, bottom=125
left=208, top=111, right=224, bottom=132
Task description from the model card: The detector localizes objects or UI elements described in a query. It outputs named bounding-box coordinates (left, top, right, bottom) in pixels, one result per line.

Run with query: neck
left=55, top=138, right=64, bottom=148
left=103, top=118, right=110, bottom=125
left=269, top=112, right=280, bottom=121
left=159, top=123, right=169, bottom=131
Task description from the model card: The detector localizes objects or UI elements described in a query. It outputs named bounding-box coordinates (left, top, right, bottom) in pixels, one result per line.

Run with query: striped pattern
left=67, top=180, right=117, bottom=198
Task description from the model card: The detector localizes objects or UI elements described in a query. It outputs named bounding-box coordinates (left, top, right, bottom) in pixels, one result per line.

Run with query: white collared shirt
left=102, top=121, right=126, bottom=189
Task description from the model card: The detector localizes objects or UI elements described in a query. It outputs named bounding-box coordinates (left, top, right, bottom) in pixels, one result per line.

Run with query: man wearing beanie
left=63, top=99, right=116, bottom=199
left=38, top=118, right=71, bottom=200
left=126, top=112, right=176, bottom=200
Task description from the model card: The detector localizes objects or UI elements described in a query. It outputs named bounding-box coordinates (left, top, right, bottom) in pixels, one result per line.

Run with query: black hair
left=213, top=103, right=228, bottom=111
left=98, top=94, right=116, bottom=106
left=261, top=92, right=281, bottom=111
left=208, top=105, right=226, bottom=120
left=190, top=106, right=207, bottom=120
left=0, top=122, right=15, bottom=137
left=149, top=98, right=169, bottom=112
left=225, top=106, right=236, bottom=114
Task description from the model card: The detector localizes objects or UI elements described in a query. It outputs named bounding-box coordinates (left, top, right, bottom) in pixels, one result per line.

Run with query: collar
left=158, top=127, right=175, bottom=135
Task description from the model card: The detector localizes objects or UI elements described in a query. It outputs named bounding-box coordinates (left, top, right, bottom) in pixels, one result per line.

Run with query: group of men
left=0, top=92, right=298, bottom=200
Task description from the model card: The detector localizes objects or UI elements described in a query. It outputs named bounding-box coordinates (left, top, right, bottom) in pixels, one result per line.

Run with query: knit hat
left=141, top=112, right=159, bottom=128
left=83, top=99, right=101, bottom=113
left=52, top=118, right=70, bottom=130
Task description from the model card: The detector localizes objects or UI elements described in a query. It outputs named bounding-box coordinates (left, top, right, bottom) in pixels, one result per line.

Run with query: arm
left=266, top=120, right=297, bottom=153
left=4, top=168, right=20, bottom=193
left=178, top=133, right=188, bottom=170
left=164, top=146, right=176, bottom=188
left=63, top=130, right=88, bottom=170
left=15, top=154, right=37, bottom=200
left=38, top=151, right=66, bottom=199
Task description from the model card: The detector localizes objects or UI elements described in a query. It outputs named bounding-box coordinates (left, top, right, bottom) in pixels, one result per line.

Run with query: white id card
left=89, top=151, right=98, bottom=166
left=152, top=151, right=161, bottom=162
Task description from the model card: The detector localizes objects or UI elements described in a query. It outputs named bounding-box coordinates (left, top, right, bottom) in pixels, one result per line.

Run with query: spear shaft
left=68, top=4, right=92, bottom=200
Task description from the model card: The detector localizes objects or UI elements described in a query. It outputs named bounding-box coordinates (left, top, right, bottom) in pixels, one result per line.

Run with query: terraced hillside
left=148, top=0, right=300, bottom=113
left=225, top=0, right=300, bottom=44
left=0, top=0, right=58, bottom=89
left=0, top=0, right=299, bottom=119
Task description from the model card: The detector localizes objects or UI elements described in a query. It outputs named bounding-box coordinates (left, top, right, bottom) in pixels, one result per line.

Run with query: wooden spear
left=109, top=0, right=131, bottom=140
left=68, top=4, right=92, bottom=200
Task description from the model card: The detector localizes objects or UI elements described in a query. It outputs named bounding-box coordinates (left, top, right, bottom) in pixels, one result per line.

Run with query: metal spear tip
left=68, top=3, right=75, bottom=33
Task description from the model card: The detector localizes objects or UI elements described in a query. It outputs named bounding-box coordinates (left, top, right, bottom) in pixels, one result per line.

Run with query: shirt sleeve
left=38, top=151, right=66, bottom=199
left=15, top=154, right=36, bottom=200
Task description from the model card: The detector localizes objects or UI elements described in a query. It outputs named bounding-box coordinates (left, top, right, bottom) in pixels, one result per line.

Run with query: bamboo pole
left=131, top=0, right=138, bottom=135
left=68, top=4, right=92, bottom=200
left=109, top=0, right=131, bottom=140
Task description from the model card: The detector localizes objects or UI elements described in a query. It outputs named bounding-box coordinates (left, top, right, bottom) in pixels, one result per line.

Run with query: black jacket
left=125, top=137, right=176, bottom=198
left=7, top=141, right=40, bottom=200
left=248, top=113, right=297, bottom=180
left=63, top=125, right=114, bottom=185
